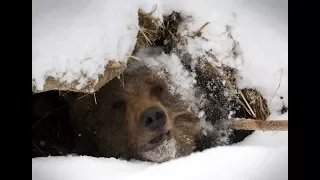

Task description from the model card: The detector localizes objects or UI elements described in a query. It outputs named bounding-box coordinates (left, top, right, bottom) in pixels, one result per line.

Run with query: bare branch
left=231, top=119, right=288, bottom=131
left=191, top=22, right=210, bottom=38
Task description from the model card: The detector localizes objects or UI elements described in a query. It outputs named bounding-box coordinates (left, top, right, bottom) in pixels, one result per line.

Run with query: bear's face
left=83, top=66, right=198, bottom=162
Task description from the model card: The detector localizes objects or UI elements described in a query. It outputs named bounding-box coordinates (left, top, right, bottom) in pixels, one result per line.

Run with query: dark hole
left=32, top=91, right=75, bottom=158
left=146, top=117, right=153, bottom=126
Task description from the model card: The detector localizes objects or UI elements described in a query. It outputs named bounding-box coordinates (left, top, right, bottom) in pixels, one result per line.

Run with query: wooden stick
left=231, top=119, right=288, bottom=131
left=192, top=22, right=210, bottom=38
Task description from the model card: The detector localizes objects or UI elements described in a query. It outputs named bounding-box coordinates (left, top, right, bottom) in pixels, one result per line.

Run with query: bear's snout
left=140, top=106, right=166, bottom=132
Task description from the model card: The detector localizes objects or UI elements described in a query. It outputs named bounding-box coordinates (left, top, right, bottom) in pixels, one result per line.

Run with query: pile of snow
left=32, top=0, right=140, bottom=91
left=32, top=0, right=288, bottom=179
left=32, top=0, right=288, bottom=117
left=32, top=125, right=288, bottom=180
left=33, top=145, right=288, bottom=180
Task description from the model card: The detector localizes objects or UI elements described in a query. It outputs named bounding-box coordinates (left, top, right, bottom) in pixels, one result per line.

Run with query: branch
left=191, top=22, right=210, bottom=38
left=230, top=119, right=288, bottom=131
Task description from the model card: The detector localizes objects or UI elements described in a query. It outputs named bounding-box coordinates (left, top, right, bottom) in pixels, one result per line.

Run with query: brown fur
left=65, top=65, right=199, bottom=162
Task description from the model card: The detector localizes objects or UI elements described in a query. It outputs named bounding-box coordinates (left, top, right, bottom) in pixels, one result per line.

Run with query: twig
left=168, top=30, right=178, bottom=42
left=32, top=112, right=51, bottom=128
left=62, top=90, right=71, bottom=96
left=77, top=93, right=92, bottom=101
left=78, top=80, right=96, bottom=92
left=270, top=68, right=283, bottom=107
left=94, top=93, right=97, bottom=105
left=239, top=91, right=257, bottom=118
left=231, top=119, right=288, bottom=131
left=126, top=53, right=142, bottom=61
left=139, top=28, right=153, bottom=45
left=192, top=22, right=210, bottom=38
left=32, top=141, right=46, bottom=156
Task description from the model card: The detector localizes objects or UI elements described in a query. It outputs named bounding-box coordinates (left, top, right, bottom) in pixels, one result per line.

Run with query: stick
left=192, top=22, right=210, bottom=38
left=230, top=119, right=288, bottom=131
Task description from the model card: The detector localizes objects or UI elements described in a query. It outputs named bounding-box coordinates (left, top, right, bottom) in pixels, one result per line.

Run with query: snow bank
left=230, top=0, right=288, bottom=116
left=32, top=0, right=288, bottom=115
left=158, top=0, right=288, bottom=118
left=32, top=0, right=140, bottom=91
left=32, top=146, right=288, bottom=180
left=32, top=0, right=288, bottom=118
left=32, top=0, right=288, bottom=102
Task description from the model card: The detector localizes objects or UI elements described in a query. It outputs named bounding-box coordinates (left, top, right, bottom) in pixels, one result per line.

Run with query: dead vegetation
left=205, top=63, right=271, bottom=121
left=135, top=6, right=182, bottom=54
left=135, top=6, right=287, bottom=130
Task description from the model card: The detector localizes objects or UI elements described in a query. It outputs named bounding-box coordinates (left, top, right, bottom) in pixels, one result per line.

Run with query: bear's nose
left=140, top=106, right=166, bottom=132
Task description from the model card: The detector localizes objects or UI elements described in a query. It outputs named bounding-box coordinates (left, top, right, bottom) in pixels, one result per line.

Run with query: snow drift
left=32, top=0, right=140, bottom=93
left=32, top=146, right=288, bottom=180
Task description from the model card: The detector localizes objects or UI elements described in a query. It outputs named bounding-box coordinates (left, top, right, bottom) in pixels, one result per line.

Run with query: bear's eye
left=111, top=100, right=126, bottom=109
left=151, top=85, right=164, bottom=95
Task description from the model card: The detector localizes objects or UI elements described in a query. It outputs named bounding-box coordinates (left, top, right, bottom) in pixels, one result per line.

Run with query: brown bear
left=64, top=48, right=253, bottom=163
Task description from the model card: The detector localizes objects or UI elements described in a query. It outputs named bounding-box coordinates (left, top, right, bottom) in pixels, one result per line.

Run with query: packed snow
left=32, top=0, right=288, bottom=179
left=33, top=146, right=288, bottom=180
left=32, top=0, right=140, bottom=90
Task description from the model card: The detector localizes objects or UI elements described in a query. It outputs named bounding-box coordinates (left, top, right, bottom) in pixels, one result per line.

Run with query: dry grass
left=204, top=62, right=270, bottom=121
left=135, top=7, right=183, bottom=55
left=135, top=7, right=282, bottom=132
left=136, top=7, right=163, bottom=49
left=136, top=7, right=272, bottom=122
left=241, top=88, right=270, bottom=120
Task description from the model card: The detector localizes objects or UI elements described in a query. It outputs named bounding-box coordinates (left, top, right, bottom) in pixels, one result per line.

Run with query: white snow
left=32, top=0, right=288, bottom=179
left=32, top=0, right=140, bottom=90
left=134, top=48, right=197, bottom=105
left=33, top=146, right=288, bottom=180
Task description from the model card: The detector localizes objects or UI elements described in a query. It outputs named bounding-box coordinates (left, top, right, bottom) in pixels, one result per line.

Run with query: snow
left=32, top=0, right=288, bottom=179
left=33, top=146, right=288, bottom=180
left=133, top=47, right=198, bottom=108
left=32, top=0, right=140, bottom=90
left=230, top=1, right=288, bottom=117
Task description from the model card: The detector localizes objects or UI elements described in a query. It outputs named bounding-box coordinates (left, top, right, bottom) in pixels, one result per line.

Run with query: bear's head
left=68, top=64, right=199, bottom=162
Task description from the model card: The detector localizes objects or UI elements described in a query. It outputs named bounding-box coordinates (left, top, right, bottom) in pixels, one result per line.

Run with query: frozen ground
left=32, top=0, right=288, bottom=179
